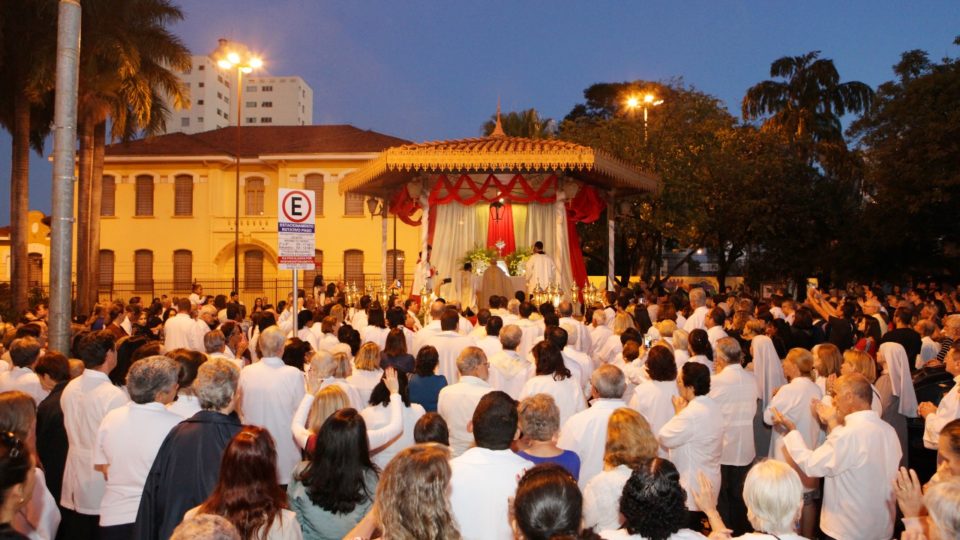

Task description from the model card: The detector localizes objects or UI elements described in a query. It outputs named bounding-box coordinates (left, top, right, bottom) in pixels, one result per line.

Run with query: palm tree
left=742, top=51, right=873, bottom=165
left=482, top=108, right=555, bottom=139
left=0, top=1, right=57, bottom=314
left=74, top=0, right=190, bottom=314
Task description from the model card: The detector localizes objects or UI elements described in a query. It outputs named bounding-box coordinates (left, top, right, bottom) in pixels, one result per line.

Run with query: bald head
left=430, top=301, right=446, bottom=319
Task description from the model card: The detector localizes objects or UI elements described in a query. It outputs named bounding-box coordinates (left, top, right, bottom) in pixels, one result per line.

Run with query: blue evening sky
left=1, top=0, right=957, bottom=224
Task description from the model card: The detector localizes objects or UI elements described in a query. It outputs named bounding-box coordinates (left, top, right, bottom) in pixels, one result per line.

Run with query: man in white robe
left=423, top=310, right=476, bottom=384
left=523, top=241, right=557, bottom=294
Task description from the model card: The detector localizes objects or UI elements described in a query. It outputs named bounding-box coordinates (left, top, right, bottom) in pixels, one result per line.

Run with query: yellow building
left=98, top=125, right=421, bottom=305
left=0, top=210, right=52, bottom=292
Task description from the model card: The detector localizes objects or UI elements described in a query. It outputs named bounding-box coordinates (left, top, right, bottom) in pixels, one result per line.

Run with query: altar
left=338, top=112, right=660, bottom=305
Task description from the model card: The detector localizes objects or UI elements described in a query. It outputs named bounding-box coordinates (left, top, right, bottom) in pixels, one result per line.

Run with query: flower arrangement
left=460, top=246, right=498, bottom=275
left=505, top=247, right=532, bottom=277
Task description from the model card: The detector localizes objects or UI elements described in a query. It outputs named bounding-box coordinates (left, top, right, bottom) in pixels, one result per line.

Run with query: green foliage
left=460, top=246, right=499, bottom=275
left=505, top=247, right=533, bottom=277
left=482, top=108, right=556, bottom=139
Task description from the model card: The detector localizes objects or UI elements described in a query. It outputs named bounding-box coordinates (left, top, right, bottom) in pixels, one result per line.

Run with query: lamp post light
left=214, top=38, right=263, bottom=293
left=626, top=93, right=663, bottom=142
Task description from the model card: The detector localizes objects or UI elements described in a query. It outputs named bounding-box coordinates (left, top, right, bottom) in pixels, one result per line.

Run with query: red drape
left=486, top=203, right=516, bottom=256
left=566, top=185, right=605, bottom=289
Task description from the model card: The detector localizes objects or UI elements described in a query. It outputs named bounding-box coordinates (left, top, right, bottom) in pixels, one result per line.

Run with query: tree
left=481, top=108, right=555, bottom=138
left=74, top=0, right=190, bottom=314
left=742, top=51, right=873, bottom=172
left=845, top=37, right=960, bottom=279
left=0, top=0, right=56, bottom=314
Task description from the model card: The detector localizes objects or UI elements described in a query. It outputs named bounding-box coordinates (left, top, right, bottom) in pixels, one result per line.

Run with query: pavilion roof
left=338, top=134, right=659, bottom=197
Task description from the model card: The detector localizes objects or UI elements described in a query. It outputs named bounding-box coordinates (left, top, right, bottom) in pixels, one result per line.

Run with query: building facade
left=95, top=125, right=419, bottom=306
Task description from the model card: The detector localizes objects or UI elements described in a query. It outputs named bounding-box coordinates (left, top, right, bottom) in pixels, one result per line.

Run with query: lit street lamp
left=213, top=38, right=263, bottom=293
left=626, top=93, right=663, bottom=142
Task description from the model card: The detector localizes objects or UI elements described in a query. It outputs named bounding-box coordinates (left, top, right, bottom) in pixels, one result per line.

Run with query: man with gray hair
left=0, top=336, right=46, bottom=403
left=205, top=329, right=242, bottom=371
left=683, top=287, right=709, bottom=332
left=412, top=300, right=447, bottom=354
left=558, top=301, right=591, bottom=355
left=237, top=326, right=305, bottom=485
left=94, top=356, right=182, bottom=537
left=557, top=364, right=627, bottom=488
left=134, top=358, right=242, bottom=540
left=437, top=346, right=494, bottom=457
left=588, top=309, right=613, bottom=362
left=170, top=514, right=240, bottom=540
left=487, top=324, right=534, bottom=400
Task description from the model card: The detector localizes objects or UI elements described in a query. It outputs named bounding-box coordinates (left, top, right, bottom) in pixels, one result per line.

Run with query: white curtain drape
left=526, top=203, right=557, bottom=257
left=554, top=183, right=574, bottom=290
left=431, top=202, right=479, bottom=289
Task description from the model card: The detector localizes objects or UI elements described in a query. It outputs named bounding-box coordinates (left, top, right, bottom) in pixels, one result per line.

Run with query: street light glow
left=217, top=59, right=232, bottom=69
left=644, top=93, right=656, bottom=103
left=626, top=96, right=639, bottom=109
left=226, top=51, right=241, bottom=64
left=249, top=57, right=263, bottom=69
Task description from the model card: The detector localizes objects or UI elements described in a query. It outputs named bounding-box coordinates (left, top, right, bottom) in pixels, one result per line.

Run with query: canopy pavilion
left=338, top=118, right=660, bottom=307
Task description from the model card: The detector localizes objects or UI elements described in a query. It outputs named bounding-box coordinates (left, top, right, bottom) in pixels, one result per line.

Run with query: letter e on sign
left=282, top=190, right=313, bottom=223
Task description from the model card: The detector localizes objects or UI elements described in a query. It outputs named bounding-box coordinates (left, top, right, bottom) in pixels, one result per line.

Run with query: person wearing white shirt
left=163, top=299, right=206, bottom=352
left=557, top=365, right=627, bottom=489
left=422, top=310, right=475, bottom=384
left=188, top=283, right=203, bottom=308
left=658, top=362, right=723, bottom=513
left=60, top=331, right=130, bottom=538
left=503, top=298, right=522, bottom=327
left=558, top=301, right=592, bottom=355
left=204, top=329, right=244, bottom=373
left=682, top=288, right=709, bottom=332
left=359, top=308, right=389, bottom=350
left=686, top=329, right=715, bottom=374
left=708, top=338, right=758, bottom=537
left=523, top=241, right=558, bottom=294
left=520, top=342, right=587, bottom=426
left=311, top=316, right=341, bottom=354
left=559, top=324, right=594, bottom=395
left=772, top=373, right=901, bottom=540
left=346, top=343, right=384, bottom=406
left=404, top=298, right=423, bottom=332
left=359, top=375, right=425, bottom=470
left=516, top=303, right=545, bottom=360
left=290, top=311, right=321, bottom=353
left=916, top=319, right=940, bottom=368
left=412, top=301, right=445, bottom=355
left=94, top=356, right=183, bottom=537
left=705, top=308, right=728, bottom=353
left=237, top=326, right=306, bottom=485
left=920, top=345, right=960, bottom=449
left=0, top=337, right=48, bottom=404
left=350, top=297, right=370, bottom=332
left=468, top=310, right=490, bottom=340
left=313, top=350, right=365, bottom=411
left=487, top=325, right=534, bottom=400
left=474, top=316, right=504, bottom=360
left=589, top=310, right=613, bottom=361
left=673, top=330, right=691, bottom=371
left=628, top=346, right=680, bottom=457
left=437, top=347, right=495, bottom=456
left=449, top=391, right=533, bottom=540
left=165, top=349, right=206, bottom=419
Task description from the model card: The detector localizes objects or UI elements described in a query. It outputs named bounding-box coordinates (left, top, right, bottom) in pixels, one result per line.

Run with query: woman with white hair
left=694, top=459, right=806, bottom=539
left=876, top=341, right=919, bottom=467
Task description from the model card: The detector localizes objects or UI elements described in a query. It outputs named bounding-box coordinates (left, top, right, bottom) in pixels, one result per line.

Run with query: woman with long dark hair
left=519, top=342, right=586, bottom=425
left=380, top=328, right=414, bottom=374
left=686, top=329, right=714, bottom=374
left=287, top=409, right=378, bottom=539
left=187, top=426, right=300, bottom=540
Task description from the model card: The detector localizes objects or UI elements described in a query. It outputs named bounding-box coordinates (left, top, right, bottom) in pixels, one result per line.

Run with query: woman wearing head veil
left=876, top=341, right=919, bottom=467
left=748, top=333, right=785, bottom=458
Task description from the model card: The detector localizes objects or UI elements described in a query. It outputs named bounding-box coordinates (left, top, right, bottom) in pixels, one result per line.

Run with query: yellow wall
left=0, top=210, right=52, bottom=286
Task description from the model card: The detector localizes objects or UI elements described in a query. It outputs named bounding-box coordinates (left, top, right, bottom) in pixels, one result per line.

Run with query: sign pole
left=292, top=269, right=298, bottom=335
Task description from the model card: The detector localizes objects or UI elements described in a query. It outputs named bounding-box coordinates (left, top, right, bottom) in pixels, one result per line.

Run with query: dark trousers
left=57, top=508, right=99, bottom=540
left=719, top=463, right=752, bottom=536
left=99, top=523, right=134, bottom=540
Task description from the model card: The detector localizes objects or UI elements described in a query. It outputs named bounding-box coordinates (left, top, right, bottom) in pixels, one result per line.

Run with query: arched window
left=303, top=250, right=324, bottom=288
left=101, top=175, right=116, bottom=216
left=135, top=175, right=154, bottom=216
left=27, top=253, right=42, bottom=288
left=304, top=174, right=325, bottom=217
left=173, top=250, right=193, bottom=290
left=174, top=175, right=193, bottom=216
left=134, top=249, right=153, bottom=291
left=344, top=192, right=365, bottom=216
left=387, top=249, right=405, bottom=284
left=244, top=249, right=264, bottom=290
left=245, top=177, right=265, bottom=215
left=99, top=250, right=115, bottom=291
left=344, top=249, right=364, bottom=287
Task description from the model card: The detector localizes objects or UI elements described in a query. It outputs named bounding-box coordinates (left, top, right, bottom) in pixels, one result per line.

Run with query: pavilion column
left=380, top=199, right=388, bottom=285
left=554, top=177, right=571, bottom=289
left=607, top=191, right=616, bottom=291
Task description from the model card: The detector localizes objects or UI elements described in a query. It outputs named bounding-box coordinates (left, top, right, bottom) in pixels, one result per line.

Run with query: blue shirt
left=516, top=449, right=581, bottom=481
left=408, top=374, right=448, bottom=413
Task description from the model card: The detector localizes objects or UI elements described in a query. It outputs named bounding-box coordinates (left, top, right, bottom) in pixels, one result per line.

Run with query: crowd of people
left=0, top=279, right=959, bottom=540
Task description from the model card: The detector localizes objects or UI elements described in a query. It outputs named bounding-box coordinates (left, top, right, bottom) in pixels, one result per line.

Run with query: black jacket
left=35, top=381, right=69, bottom=503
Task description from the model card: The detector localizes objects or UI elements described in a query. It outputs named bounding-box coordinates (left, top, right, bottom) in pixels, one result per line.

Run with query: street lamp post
left=626, top=93, right=664, bottom=142
left=214, top=39, right=262, bottom=293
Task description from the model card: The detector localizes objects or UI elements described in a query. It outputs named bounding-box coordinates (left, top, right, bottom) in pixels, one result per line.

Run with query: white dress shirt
left=474, top=334, right=503, bottom=361
left=423, top=331, right=475, bottom=384
left=658, top=395, right=723, bottom=510
left=764, top=376, right=823, bottom=466
left=163, top=312, right=206, bottom=352
left=563, top=346, right=594, bottom=395
left=294, top=327, right=321, bottom=352
left=923, top=375, right=960, bottom=449
left=346, top=368, right=384, bottom=407
left=60, top=369, right=130, bottom=514
left=412, top=320, right=442, bottom=356
left=709, top=364, right=759, bottom=466
left=560, top=316, right=593, bottom=355
left=520, top=375, right=586, bottom=426
left=487, top=350, right=535, bottom=400
left=628, top=379, right=679, bottom=457
left=706, top=325, right=728, bottom=350
left=360, top=401, right=425, bottom=469
left=589, top=325, right=613, bottom=362
left=318, top=378, right=363, bottom=410
left=596, top=333, right=624, bottom=366
left=450, top=447, right=533, bottom=540
left=350, top=309, right=368, bottom=331
left=165, top=393, right=201, bottom=419
left=0, top=366, right=48, bottom=404
left=783, top=410, right=901, bottom=540
left=437, top=376, right=494, bottom=456
left=582, top=464, right=631, bottom=532
left=516, top=319, right=544, bottom=360
left=238, top=357, right=306, bottom=484
left=314, top=332, right=340, bottom=354
left=94, top=402, right=182, bottom=526
left=558, top=398, right=627, bottom=488
left=683, top=306, right=709, bottom=332
left=359, top=325, right=389, bottom=350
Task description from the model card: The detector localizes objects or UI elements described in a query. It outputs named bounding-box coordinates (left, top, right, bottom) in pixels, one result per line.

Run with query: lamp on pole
left=213, top=38, right=263, bottom=293
left=626, top=93, right=663, bottom=142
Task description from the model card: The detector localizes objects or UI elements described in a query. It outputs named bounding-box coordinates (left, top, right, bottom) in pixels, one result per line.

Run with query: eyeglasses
left=0, top=431, right=23, bottom=458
